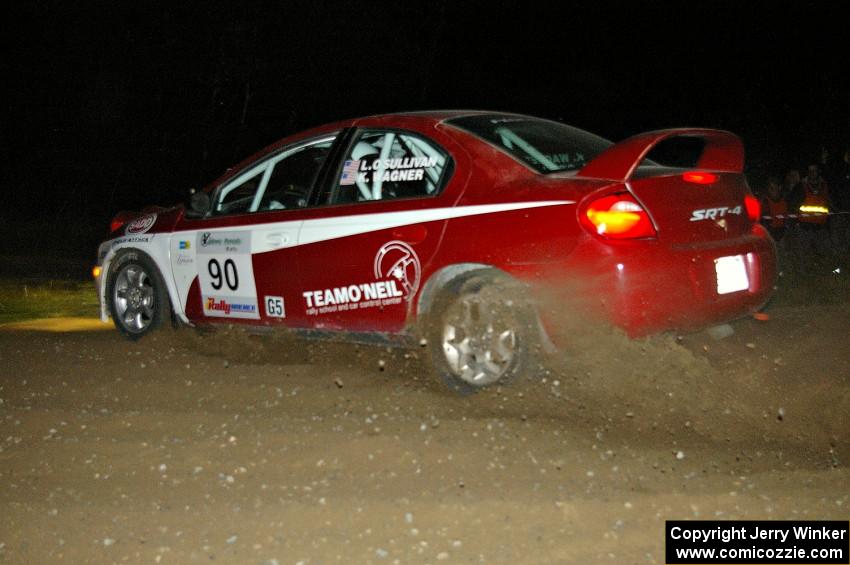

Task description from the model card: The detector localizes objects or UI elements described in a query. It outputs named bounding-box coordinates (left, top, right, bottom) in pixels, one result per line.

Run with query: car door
left=295, top=128, right=456, bottom=332
left=171, top=133, right=339, bottom=326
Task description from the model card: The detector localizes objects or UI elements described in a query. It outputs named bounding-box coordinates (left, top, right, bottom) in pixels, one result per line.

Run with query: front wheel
left=106, top=252, right=170, bottom=339
left=426, top=272, right=535, bottom=394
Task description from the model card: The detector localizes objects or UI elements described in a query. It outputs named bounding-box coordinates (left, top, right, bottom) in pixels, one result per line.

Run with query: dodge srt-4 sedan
left=95, top=111, right=777, bottom=393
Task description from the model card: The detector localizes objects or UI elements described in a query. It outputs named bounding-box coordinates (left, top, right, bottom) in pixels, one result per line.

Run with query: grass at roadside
left=770, top=245, right=850, bottom=307
left=0, top=279, right=100, bottom=325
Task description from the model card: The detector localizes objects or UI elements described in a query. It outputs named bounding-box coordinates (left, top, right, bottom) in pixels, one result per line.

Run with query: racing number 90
left=208, top=259, right=239, bottom=291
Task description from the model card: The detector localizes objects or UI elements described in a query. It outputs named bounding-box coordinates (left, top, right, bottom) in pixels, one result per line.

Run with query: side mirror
left=188, top=191, right=211, bottom=217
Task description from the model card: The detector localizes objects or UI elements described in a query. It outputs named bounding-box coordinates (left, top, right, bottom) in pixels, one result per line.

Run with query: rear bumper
left=537, top=226, right=778, bottom=338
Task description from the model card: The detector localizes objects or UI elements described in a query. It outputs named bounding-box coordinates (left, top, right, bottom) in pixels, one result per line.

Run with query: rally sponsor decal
left=111, top=234, right=154, bottom=248
left=197, top=230, right=259, bottom=320
left=199, top=232, right=250, bottom=252
left=126, top=214, right=157, bottom=235
left=374, top=241, right=421, bottom=298
left=303, top=241, right=421, bottom=317
left=204, top=296, right=258, bottom=318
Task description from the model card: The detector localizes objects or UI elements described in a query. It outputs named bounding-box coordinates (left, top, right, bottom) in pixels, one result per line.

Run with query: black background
left=2, top=1, right=848, bottom=261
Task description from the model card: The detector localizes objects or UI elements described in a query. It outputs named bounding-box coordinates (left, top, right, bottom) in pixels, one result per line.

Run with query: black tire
left=106, top=250, right=171, bottom=340
left=425, top=271, right=537, bottom=394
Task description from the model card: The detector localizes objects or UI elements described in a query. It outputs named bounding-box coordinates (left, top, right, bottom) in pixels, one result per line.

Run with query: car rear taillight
left=682, top=171, right=718, bottom=185
left=582, top=193, right=657, bottom=239
left=744, top=195, right=760, bottom=222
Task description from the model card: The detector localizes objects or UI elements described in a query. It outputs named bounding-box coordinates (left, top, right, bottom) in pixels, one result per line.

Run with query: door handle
left=265, top=233, right=292, bottom=248
left=391, top=225, right=428, bottom=244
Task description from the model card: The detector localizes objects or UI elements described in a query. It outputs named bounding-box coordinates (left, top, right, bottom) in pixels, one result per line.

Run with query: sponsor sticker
left=303, top=241, right=421, bottom=316
left=126, top=214, right=157, bottom=235
left=203, top=296, right=258, bottom=318
left=179, top=240, right=191, bottom=249
left=374, top=240, right=421, bottom=298
left=198, top=231, right=250, bottom=253
left=111, top=235, right=153, bottom=247
left=198, top=230, right=259, bottom=320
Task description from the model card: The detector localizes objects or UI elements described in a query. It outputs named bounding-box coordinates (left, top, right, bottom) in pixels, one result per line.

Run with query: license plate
left=714, top=255, right=749, bottom=295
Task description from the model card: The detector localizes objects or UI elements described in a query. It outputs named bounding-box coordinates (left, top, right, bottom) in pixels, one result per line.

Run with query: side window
left=213, top=135, right=336, bottom=216
left=332, top=130, right=451, bottom=204
left=216, top=169, right=265, bottom=215
left=257, top=138, right=335, bottom=212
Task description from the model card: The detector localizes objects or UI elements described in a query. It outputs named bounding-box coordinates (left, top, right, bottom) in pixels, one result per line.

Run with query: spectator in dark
left=798, top=163, right=830, bottom=228
left=819, top=146, right=844, bottom=190
left=783, top=169, right=804, bottom=218
left=829, top=147, right=850, bottom=247
left=792, top=163, right=833, bottom=257
left=760, top=176, right=788, bottom=241
left=819, top=146, right=833, bottom=180
left=833, top=147, right=850, bottom=213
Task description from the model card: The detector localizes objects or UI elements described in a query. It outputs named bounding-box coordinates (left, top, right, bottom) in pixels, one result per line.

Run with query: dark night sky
left=2, top=1, right=848, bottom=260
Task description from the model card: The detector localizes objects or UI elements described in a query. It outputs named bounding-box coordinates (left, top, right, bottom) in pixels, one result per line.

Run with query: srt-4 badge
left=689, top=206, right=742, bottom=221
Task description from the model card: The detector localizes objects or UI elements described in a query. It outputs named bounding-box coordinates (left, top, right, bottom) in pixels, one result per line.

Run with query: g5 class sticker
left=197, top=231, right=259, bottom=319
left=264, top=296, right=285, bottom=318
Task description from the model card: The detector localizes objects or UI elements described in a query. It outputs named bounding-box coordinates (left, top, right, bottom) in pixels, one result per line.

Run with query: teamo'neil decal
left=303, top=240, right=421, bottom=316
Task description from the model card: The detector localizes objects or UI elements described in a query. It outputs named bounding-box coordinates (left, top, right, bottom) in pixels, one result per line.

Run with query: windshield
left=447, top=114, right=612, bottom=173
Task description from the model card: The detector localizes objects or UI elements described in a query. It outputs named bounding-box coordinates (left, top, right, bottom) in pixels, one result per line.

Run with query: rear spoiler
left=578, top=128, right=744, bottom=182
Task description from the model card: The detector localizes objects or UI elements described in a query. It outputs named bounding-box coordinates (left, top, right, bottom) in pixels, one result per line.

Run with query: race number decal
left=197, top=231, right=259, bottom=319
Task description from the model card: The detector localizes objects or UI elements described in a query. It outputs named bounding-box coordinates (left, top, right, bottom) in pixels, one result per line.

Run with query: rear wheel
left=427, top=272, right=535, bottom=394
left=106, top=252, right=170, bottom=339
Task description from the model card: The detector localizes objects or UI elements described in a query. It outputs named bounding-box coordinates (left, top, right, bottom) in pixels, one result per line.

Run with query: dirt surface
left=1, top=303, right=848, bottom=563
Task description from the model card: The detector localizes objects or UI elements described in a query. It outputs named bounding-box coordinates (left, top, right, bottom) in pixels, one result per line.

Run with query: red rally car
left=95, top=111, right=777, bottom=393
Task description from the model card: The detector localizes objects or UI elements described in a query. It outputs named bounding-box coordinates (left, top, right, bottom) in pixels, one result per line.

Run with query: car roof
left=354, top=109, right=524, bottom=124
left=203, top=110, right=542, bottom=192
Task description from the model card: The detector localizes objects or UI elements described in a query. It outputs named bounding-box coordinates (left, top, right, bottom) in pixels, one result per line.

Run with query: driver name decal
left=341, top=156, right=439, bottom=185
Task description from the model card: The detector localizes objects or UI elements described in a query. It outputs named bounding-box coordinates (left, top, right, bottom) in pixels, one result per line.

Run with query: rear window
left=447, top=114, right=612, bottom=173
